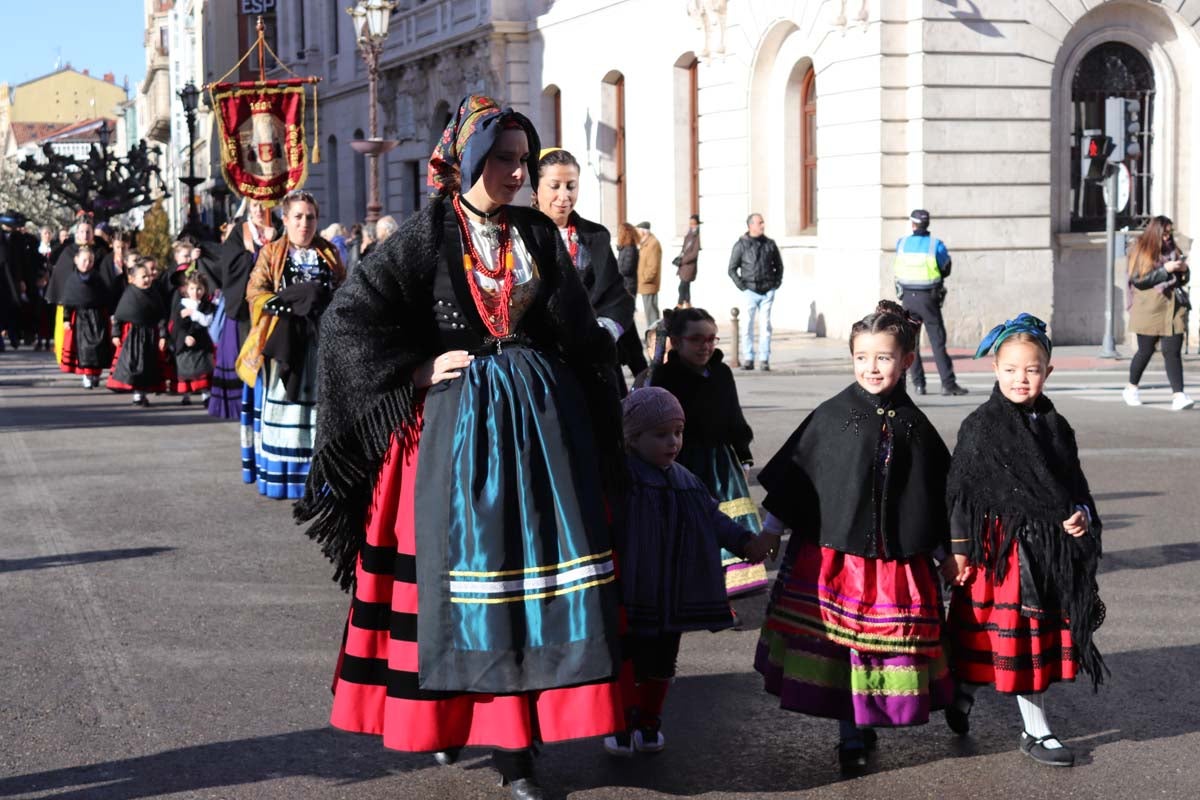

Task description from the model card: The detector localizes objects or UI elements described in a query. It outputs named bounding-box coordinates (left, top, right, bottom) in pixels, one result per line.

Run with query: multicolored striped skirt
left=329, top=427, right=624, bottom=751
left=240, top=352, right=316, bottom=500
left=755, top=540, right=951, bottom=727
left=948, top=528, right=1076, bottom=694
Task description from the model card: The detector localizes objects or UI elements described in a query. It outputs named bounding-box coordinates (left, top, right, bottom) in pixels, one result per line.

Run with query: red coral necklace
left=452, top=194, right=515, bottom=337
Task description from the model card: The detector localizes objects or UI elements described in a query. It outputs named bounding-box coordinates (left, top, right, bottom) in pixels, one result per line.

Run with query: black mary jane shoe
left=432, top=747, right=461, bottom=767
left=945, top=690, right=974, bottom=736
left=502, top=777, right=546, bottom=800
left=836, top=739, right=869, bottom=774
left=1020, top=732, right=1075, bottom=767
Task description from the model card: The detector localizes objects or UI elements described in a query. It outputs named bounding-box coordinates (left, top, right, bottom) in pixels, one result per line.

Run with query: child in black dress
left=59, top=246, right=114, bottom=388
left=170, top=272, right=216, bottom=405
left=107, top=260, right=167, bottom=406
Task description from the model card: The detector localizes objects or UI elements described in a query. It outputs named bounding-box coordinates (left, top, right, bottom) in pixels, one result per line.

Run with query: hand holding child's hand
left=1062, top=510, right=1088, bottom=538
left=940, top=554, right=974, bottom=587
left=184, top=335, right=196, bottom=347
left=745, top=532, right=782, bottom=564
left=111, top=336, right=120, bottom=347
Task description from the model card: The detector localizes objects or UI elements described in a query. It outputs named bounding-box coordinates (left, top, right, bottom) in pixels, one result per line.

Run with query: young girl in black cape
left=649, top=307, right=767, bottom=597
left=59, top=245, right=115, bottom=389
left=170, top=271, right=216, bottom=405
left=941, top=314, right=1106, bottom=767
left=107, top=259, right=168, bottom=406
left=753, top=300, right=953, bottom=773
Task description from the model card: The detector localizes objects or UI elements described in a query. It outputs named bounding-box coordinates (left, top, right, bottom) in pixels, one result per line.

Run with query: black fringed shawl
left=296, top=196, right=626, bottom=591
left=947, top=385, right=1107, bottom=688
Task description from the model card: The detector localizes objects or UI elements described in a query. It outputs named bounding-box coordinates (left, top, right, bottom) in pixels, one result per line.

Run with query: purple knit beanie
left=622, top=387, right=685, bottom=441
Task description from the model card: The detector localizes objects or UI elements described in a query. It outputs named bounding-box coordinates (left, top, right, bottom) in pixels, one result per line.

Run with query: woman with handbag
left=238, top=190, right=345, bottom=499
left=1123, top=215, right=1193, bottom=410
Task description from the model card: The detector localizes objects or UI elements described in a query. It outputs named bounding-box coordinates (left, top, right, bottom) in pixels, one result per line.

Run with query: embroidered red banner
left=210, top=79, right=311, bottom=205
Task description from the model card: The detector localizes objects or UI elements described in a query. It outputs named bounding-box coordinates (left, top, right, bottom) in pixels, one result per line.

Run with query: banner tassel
left=311, top=83, right=321, bottom=164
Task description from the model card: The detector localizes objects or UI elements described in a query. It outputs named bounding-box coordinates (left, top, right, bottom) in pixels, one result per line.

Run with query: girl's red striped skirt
left=947, top=523, right=1076, bottom=694
left=329, top=429, right=624, bottom=752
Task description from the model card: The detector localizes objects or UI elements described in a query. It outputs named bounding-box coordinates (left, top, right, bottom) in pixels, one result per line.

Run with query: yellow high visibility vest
left=893, top=235, right=941, bottom=288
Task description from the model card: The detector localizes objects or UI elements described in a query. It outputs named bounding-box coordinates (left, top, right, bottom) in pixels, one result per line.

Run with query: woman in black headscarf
left=297, top=96, right=625, bottom=800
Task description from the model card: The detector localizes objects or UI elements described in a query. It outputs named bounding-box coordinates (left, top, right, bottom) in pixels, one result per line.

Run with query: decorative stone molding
left=687, top=0, right=728, bottom=61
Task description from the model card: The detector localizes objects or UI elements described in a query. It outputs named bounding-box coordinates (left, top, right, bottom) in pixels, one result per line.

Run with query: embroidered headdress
left=975, top=313, right=1052, bottom=358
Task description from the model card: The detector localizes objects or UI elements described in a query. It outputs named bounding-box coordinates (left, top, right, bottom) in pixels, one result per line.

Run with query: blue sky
left=0, top=2, right=145, bottom=92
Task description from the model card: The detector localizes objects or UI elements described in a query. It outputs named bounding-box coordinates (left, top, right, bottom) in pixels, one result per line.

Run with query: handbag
left=671, top=254, right=683, bottom=267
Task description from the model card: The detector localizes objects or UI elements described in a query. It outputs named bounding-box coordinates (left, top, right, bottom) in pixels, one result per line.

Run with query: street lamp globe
left=351, top=0, right=396, bottom=43
left=178, top=81, right=200, bottom=114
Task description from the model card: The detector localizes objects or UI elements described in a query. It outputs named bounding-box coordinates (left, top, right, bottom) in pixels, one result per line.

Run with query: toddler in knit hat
left=607, top=387, right=770, bottom=758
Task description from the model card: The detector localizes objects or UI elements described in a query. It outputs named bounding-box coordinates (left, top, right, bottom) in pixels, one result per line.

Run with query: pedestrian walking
left=604, top=387, right=769, bottom=757
left=106, top=258, right=168, bottom=406
left=753, top=300, right=953, bottom=774
left=674, top=214, right=700, bottom=307
left=238, top=189, right=345, bottom=500
left=943, top=313, right=1106, bottom=767
left=893, top=209, right=968, bottom=395
left=1123, top=215, right=1193, bottom=410
left=649, top=307, right=768, bottom=597
left=636, top=221, right=662, bottom=328
left=201, top=200, right=276, bottom=420
left=296, top=95, right=625, bottom=800
left=727, top=213, right=782, bottom=371
left=615, top=222, right=650, bottom=379
left=169, top=271, right=216, bottom=405
left=58, top=245, right=116, bottom=389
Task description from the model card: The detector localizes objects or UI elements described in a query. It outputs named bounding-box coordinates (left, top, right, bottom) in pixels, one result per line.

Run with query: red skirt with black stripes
left=328, top=428, right=624, bottom=752
left=947, top=521, right=1076, bottom=694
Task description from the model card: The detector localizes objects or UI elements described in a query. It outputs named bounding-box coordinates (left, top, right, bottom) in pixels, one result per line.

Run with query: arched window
left=326, top=135, right=340, bottom=225
left=801, top=67, right=817, bottom=232
left=1070, top=42, right=1154, bottom=232
left=600, top=71, right=626, bottom=226
left=543, top=85, right=562, bottom=146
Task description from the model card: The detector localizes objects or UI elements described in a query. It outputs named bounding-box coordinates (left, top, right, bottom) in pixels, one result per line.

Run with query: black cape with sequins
left=757, top=382, right=950, bottom=560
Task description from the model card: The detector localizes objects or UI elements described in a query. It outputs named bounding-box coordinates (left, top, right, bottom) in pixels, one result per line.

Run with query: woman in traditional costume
left=202, top=200, right=276, bottom=419
left=297, top=96, right=625, bottom=800
left=531, top=147, right=635, bottom=389
left=649, top=307, right=768, bottom=597
left=241, top=190, right=344, bottom=499
left=942, top=314, right=1106, bottom=767
left=753, top=300, right=953, bottom=774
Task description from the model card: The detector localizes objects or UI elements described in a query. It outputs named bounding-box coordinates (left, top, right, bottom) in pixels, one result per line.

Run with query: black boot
left=493, top=749, right=544, bottom=800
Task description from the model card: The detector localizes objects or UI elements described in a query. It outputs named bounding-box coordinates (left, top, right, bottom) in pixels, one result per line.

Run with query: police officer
left=893, top=209, right=967, bottom=396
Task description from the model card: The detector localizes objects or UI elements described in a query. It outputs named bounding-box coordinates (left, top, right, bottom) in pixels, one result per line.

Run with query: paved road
left=2, top=349, right=1198, bottom=800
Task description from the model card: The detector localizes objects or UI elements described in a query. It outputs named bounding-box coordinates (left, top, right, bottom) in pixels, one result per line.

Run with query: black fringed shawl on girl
left=295, top=196, right=626, bottom=591
left=947, top=385, right=1107, bottom=688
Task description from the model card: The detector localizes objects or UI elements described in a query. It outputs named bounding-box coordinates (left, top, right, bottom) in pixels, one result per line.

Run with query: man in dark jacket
left=0, top=210, right=39, bottom=351
left=727, top=213, right=783, bottom=370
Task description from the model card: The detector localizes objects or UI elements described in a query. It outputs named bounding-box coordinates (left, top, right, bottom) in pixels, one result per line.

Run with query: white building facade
left=530, top=0, right=1200, bottom=344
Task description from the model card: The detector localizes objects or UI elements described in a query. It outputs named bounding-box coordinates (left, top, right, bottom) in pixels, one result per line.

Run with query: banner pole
left=257, top=17, right=266, bottom=84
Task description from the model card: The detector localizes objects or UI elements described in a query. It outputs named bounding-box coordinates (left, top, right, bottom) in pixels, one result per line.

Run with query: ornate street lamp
left=349, top=0, right=399, bottom=225
left=178, top=80, right=203, bottom=233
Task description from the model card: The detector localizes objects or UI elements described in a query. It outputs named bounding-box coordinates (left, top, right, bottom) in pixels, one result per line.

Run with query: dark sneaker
left=913, top=384, right=927, bottom=395
left=942, top=384, right=969, bottom=396
left=759, top=362, right=770, bottom=372
left=603, top=731, right=634, bottom=757
left=836, top=740, right=868, bottom=773
left=740, top=362, right=755, bottom=371
left=1020, top=732, right=1075, bottom=767
left=634, top=727, right=665, bottom=754
left=181, top=395, right=193, bottom=405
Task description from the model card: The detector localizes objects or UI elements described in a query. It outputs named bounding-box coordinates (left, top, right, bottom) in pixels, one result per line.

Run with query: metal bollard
left=730, top=307, right=741, bottom=367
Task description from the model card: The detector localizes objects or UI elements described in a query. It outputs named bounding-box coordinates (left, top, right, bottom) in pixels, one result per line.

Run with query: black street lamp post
left=178, top=80, right=202, bottom=233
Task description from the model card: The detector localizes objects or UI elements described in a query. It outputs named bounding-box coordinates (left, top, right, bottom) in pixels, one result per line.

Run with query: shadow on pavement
left=0, top=403, right=226, bottom=432
left=0, top=547, right=174, bottom=574
left=1093, top=491, right=1165, bottom=502
left=1099, top=541, right=1200, bottom=575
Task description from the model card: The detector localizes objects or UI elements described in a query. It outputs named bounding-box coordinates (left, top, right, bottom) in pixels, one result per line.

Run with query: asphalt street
left=2, top=348, right=1198, bottom=800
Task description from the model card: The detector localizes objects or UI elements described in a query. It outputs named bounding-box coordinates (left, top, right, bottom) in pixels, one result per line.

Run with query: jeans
left=741, top=288, right=775, bottom=364
left=640, top=292, right=660, bottom=329
left=1130, top=333, right=1184, bottom=393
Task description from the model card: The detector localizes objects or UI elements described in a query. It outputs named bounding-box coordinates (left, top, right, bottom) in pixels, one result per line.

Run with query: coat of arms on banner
left=210, top=79, right=319, bottom=205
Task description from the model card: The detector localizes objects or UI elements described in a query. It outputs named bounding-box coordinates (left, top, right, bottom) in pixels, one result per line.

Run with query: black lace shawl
left=295, top=196, right=625, bottom=591
left=947, top=385, right=1106, bottom=688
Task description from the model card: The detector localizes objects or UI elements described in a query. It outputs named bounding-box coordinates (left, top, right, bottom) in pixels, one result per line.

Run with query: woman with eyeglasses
left=1124, top=215, right=1193, bottom=410
left=649, top=307, right=768, bottom=597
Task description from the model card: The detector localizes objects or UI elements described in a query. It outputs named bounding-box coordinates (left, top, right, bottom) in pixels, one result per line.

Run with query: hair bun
left=875, top=299, right=904, bottom=317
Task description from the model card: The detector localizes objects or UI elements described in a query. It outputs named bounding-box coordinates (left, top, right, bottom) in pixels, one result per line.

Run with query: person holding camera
left=1124, top=215, right=1193, bottom=410
left=893, top=209, right=967, bottom=395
